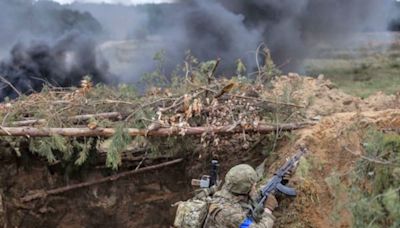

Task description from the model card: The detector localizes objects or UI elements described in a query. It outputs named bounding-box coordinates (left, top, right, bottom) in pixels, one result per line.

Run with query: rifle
left=250, top=148, right=307, bottom=220
left=191, top=160, right=220, bottom=188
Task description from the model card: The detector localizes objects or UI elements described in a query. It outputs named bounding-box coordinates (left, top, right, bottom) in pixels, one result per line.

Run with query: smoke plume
left=0, top=0, right=107, bottom=100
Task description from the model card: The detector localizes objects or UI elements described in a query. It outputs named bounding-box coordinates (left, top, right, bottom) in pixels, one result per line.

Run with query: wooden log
left=9, top=112, right=122, bottom=127
left=0, top=122, right=314, bottom=138
left=69, top=112, right=122, bottom=122
left=21, top=158, right=183, bottom=202
left=9, top=119, right=46, bottom=127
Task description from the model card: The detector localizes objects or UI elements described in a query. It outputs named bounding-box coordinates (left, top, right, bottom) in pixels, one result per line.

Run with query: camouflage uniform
left=204, top=164, right=275, bottom=228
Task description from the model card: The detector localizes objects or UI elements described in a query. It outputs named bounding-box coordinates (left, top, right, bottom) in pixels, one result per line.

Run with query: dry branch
left=21, top=158, right=183, bottom=202
left=0, top=122, right=314, bottom=138
left=343, top=146, right=393, bottom=165
left=0, top=75, right=22, bottom=97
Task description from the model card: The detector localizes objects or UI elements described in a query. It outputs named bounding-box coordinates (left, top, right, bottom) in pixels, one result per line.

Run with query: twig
left=2, top=112, right=10, bottom=126
left=50, top=100, right=71, bottom=105
left=125, top=97, right=177, bottom=121
left=343, top=146, right=393, bottom=165
left=208, top=58, right=221, bottom=84
left=0, top=75, right=22, bottom=97
left=184, top=61, right=191, bottom=82
left=255, top=43, right=264, bottom=83
left=21, top=158, right=183, bottom=202
left=276, top=58, right=292, bottom=69
left=100, top=99, right=137, bottom=105
left=271, top=98, right=280, bottom=153
left=245, top=136, right=267, bottom=154
left=134, top=150, right=148, bottom=170
left=206, top=58, right=220, bottom=97
left=381, top=128, right=400, bottom=134
left=369, top=186, right=400, bottom=203
left=185, top=78, right=219, bottom=95
left=29, top=76, right=56, bottom=88
left=228, top=94, right=304, bottom=108
left=0, top=122, right=315, bottom=138
left=158, top=96, right=184, bottom=113
left=158, top=90, right=205, bottom=113
left=0, top=126, right=11, bottom=136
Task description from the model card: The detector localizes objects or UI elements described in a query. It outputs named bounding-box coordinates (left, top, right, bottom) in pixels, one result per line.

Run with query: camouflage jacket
left=203, top=189, right=275, bottom=228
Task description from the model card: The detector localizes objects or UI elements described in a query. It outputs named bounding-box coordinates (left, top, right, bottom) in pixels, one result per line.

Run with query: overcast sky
left=50, top=0, right=174, bottom=5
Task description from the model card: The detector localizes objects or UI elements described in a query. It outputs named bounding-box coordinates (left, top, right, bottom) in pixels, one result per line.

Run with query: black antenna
left=210, top=160, right=219, bottom=187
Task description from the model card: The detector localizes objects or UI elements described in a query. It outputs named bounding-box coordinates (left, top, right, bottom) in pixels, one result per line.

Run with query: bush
left=348, top=129, right=400, bottom=227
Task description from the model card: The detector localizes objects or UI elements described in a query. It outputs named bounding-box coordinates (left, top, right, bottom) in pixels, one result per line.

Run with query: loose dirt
left=266, top=74, right=399, bottom=227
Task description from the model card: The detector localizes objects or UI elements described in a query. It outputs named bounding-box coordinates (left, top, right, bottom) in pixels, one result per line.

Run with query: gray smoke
left=218, top=0, right=397, bottom=70
left=71, top=0, right=264, bottom=80
left=70, top=0, right=397, bottom=79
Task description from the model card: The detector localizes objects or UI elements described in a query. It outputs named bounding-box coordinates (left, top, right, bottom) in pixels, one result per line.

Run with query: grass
left=305, top=50, right=400, bottom=98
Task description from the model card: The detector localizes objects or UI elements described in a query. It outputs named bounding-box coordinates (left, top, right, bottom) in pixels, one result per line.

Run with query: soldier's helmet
left=224, top=164, right=258, bottom=195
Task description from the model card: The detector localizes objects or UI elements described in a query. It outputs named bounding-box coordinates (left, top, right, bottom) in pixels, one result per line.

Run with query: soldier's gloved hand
left=264, top=194, right=278, bottom=213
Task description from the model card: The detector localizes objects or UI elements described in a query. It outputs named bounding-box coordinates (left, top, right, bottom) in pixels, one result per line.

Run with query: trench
left=0, top=141, right=267, bottom=228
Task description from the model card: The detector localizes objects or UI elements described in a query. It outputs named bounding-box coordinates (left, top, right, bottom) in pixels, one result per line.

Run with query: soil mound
left=271, top=109, right=400, bottom=227
left=267, top=73, right=398, bottom=118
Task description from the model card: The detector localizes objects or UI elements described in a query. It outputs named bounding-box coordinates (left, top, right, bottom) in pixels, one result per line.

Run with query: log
left=9, top=112, right=122, bottom=127
left=0, top=122, right=314, bottom=138
left=21, top=158, right=183, bottom=202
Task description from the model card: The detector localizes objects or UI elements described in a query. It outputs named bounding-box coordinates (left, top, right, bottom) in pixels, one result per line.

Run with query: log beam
left=9, top=112, right=122, bottom=127
left=0, top=122, right=314, bottom=138
left=21, top=158, right=183, bottom=202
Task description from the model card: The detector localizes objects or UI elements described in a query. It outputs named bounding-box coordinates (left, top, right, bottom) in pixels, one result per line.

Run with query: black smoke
left=0, top=0, right=107, bottom=100
left=0, top=33, right=109, bottom=99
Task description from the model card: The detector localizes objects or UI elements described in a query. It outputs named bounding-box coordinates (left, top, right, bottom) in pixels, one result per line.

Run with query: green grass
left=305, top=54, right=400, bottom=98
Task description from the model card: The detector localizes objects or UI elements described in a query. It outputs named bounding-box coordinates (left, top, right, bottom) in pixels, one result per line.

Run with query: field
left=305, top=33, right=400, bottom=98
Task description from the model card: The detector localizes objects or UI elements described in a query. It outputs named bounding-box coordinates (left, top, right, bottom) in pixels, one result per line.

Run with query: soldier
left=204, top=164, right=278, bottom=228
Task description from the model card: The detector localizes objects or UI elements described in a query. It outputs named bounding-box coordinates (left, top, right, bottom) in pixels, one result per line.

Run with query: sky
left=50, top=0, right=174, bottom=5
